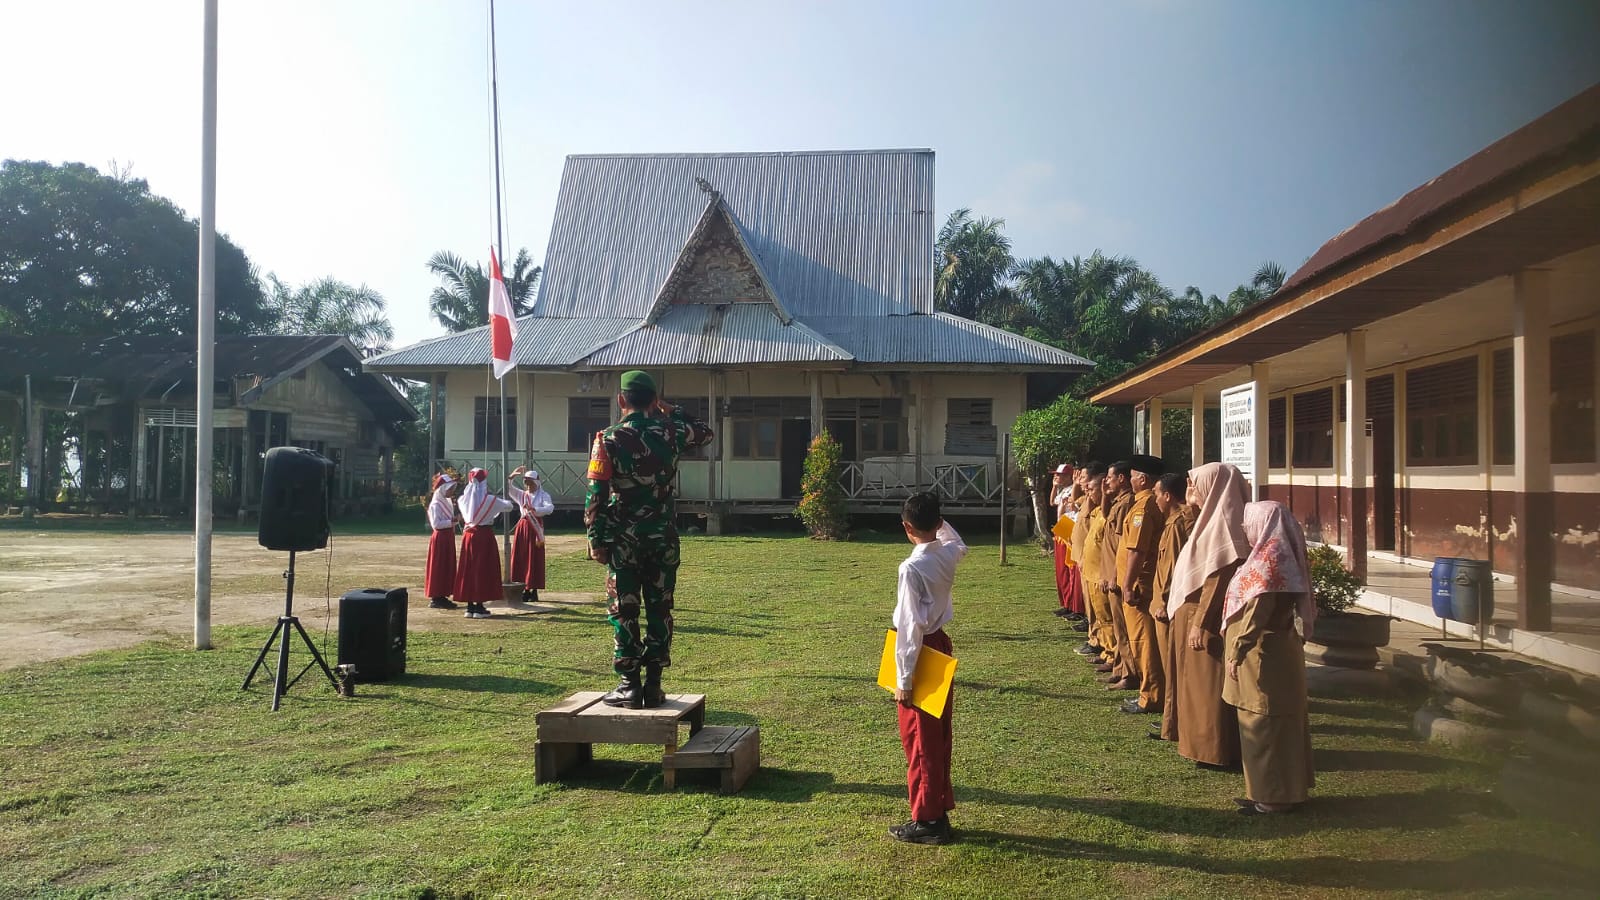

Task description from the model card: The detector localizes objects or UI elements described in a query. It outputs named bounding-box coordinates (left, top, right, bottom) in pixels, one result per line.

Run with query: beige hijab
left=1167, top=462, right=1251, bottom=615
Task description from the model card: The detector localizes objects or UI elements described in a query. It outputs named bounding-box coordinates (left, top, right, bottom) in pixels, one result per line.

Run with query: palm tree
left=1224, top=260, right=1287, bottom=316
left=426, top=248, right=541, bottom=333
left=266, top=274, right=394, bottom=354
left=934, top=209, right=1014, bottom=322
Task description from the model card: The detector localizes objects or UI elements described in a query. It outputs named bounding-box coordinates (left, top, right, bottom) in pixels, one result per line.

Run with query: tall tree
left=426, top=248, right=540, bottom=333
left=1223, top=260, right=1287, bottom=316
left=265, top=274, right=395, bottom=354
left=0, top=160, right=270, bottom=335
left=934, top=209, right=1014, bottom=322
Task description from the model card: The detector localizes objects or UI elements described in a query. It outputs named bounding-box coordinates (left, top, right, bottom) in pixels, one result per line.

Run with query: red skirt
left=454, top=526, right=503, bottom=604
left=510, top=516, right=546, bottom=590
left=424, top=528, right=456, bottom=599
left=1055, top=540, right=1085, bottom=614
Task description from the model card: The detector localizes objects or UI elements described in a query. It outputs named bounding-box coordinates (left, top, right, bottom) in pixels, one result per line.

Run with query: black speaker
left=337, top=588, right=408, bottom=681
left=258, top=446, right=333, bottom=551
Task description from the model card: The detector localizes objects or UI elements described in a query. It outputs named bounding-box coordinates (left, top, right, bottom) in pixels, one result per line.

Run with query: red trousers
left=898, top=629, right=955, bottom=822
left=424, top=528, right=457, bottom=599
left=510, top=516, right=546, bottom=591
left=1055, top=540, right=1085, bottom=613
left=454, top=526, right=503, bottom=604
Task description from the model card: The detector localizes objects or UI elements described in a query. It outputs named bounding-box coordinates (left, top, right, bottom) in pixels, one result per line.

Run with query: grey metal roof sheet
left=803, top=314, right=1093, bottom=368
left=364, top=317, right=637, bottom=370
left=579, top=304, right=851, bottom=369
left=534, top=149, right=935, bottom=320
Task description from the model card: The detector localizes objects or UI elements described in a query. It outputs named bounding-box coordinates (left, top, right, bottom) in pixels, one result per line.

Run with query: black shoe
left=602, top=676, right=643, bottom=709
left=1064, top=611, right=1085, bottom=622
left=526, top=589, right=539, bottom=604
left=642, top=666, right=666, bottom=709
left=1072, top=620, right=1090, bottom=632
left=888, top=817, right=952, bottom=845
left=429, top=597, right=458, bottom=609
left=1053, top=607, right=1072, bottom=618
left=1075, top=643, right=1100, bottom=657
left=1120, top=699, right=1157, bottom=714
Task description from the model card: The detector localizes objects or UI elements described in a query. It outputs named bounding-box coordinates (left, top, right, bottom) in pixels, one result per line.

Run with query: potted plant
left=1304, top=545, right=1390, bottom=666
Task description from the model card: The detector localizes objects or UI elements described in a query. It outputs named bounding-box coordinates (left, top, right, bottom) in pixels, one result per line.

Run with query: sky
left=3, top=1, right=1598, bottom=347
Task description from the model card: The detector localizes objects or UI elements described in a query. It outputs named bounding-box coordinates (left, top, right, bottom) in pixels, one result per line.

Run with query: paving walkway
left=1357, top=555, right=1600, bottom=676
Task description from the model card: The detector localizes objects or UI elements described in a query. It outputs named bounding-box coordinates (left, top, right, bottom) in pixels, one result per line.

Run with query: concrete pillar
left=23, top=380, right=42, bottom=519
left=428, top=374, right=441, bottom=472
left=1133, top=405, right=1147, bottom=454
left=1513, top=269, right=1553, bottom=631
left=1190, top=387, right=1205, bottom=467
left=1148, top=397, right=1163, bottom=458
left=1344, top=330, right=1369, bottom=580
left=1250, top=362, right=1270, bottom=501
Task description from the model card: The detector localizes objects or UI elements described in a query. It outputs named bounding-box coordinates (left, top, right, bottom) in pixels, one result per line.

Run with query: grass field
left=2, top=531, right=1597, bottom=898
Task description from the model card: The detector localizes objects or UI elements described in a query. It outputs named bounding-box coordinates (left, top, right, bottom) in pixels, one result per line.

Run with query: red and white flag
left=488, top=246, right=516, bottom=379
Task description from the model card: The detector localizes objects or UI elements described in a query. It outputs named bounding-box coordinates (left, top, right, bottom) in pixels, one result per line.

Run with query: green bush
left=1309, top=544, right=1363, bottom=614
left=1011, top=394, right=1104, bottom=483
left=796, top=431, right=849, bottom=540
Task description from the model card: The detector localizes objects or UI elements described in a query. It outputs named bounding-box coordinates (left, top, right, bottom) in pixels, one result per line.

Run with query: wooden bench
left=662, top=725, right=760, bottom=794
left=534, top=690, right=706, bottom=788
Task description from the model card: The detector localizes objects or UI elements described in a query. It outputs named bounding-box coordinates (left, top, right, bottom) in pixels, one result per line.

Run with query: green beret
left=619, top=370, right=655, bottom=393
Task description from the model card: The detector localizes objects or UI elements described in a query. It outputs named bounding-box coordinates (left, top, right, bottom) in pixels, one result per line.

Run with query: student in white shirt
left=424, top=473, right=462, bottom=609
left=507, top=467, right=556, bottom=603
left=888, top=491, right=968, bottom=846
left=453, top=468, right=515, bottom=619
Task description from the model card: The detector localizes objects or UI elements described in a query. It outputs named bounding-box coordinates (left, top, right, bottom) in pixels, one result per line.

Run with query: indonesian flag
left=488, top=246, right=516, bottom=379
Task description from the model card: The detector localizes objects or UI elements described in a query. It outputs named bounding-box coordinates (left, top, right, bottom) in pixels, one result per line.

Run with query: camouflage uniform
left=584, top=405, right=714, bottom=677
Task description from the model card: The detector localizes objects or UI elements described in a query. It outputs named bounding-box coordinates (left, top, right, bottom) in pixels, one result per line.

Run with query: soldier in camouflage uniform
left=585, top=370, right=715, bottom=709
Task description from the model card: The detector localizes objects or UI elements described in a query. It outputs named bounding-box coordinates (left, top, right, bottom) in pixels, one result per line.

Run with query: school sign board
left=1221, top=382, right=1255, bottom=484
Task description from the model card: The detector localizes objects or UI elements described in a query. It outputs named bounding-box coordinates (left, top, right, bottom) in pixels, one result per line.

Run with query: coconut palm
left=426, top=248, right=541, bottom=333
left=266, top=274, right=394, bottom=354
left=934, top=209, right=1014, bottom=322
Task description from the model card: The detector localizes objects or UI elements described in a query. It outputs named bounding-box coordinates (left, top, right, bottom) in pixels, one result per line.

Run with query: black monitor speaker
left=337, top=588, right=407, bottom=681
left=258, top=446, right=334, bottom=552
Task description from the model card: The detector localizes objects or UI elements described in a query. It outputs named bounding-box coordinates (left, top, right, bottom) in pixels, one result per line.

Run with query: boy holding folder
left=888, top=492, right=969, bottom=845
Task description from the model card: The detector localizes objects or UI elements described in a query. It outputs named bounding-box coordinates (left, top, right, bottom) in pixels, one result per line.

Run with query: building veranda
left=367, top=149, right=1092, bottom=524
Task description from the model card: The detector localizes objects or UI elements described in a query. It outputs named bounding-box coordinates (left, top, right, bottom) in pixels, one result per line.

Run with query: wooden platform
left=662, top=725, right=761, bottom=794
left=534, top=690, right=707, bottom=789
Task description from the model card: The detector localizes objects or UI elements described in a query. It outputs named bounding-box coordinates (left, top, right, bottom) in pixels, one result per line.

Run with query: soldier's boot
left=642, top=665, right=666, bottom=709
left=602, top=673, right=643, bottom=709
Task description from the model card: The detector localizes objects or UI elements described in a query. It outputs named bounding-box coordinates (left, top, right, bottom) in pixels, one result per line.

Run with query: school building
left=1092, top=85, right=1600, bottom=672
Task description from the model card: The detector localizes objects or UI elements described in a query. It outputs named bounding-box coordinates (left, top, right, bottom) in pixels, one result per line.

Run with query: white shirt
left=458, top=482, right=513, bottom=529
left=507, top=481, right=555, bottom=539
left=426, top=484, right=456, bottom=530
left=892, top=521, right=968, bottom=690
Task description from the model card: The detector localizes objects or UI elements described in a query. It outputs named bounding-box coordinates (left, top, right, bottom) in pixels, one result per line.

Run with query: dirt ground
left=0, top=529, right=597, bottom=670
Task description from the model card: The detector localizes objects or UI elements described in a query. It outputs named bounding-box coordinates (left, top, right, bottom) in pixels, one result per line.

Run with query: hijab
left=1223, top=500, right=1316, bottom=636
left=1167, top=462, right=1251, bottom=615
left=458, top=468, right=495, bottom=526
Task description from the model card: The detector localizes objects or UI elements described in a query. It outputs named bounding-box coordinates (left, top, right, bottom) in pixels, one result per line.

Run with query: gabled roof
left=0, top=334, right=417, bottom=422
left=582, top=304, right=850, bottom=369
left=535, top=149, right=935, bottom=319
left=643, top=192, right=794, bottom=325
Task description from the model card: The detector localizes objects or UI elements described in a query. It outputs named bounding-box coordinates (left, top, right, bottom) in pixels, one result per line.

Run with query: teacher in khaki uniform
left=1115, top=454, right=1166, bottom=715
left=1098, top=462, right=1136, bottom=690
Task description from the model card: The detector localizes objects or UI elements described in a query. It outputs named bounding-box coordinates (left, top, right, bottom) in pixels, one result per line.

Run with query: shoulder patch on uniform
left=587, top=431, right=613, bottom=480
left=1132, top=513, right=1144, bottom=528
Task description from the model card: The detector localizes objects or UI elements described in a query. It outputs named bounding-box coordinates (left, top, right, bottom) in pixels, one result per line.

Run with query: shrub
left=1309, top=544, right=1363, bottom=614
left=796, top=431, right=849, bottom=540
left=1012, top=395, right=1103, bottom=545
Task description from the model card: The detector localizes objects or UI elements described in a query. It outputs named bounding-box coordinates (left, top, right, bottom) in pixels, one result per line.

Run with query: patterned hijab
left=1223, top=500, right=1316, bottom=636
left=1167, top=462, right=1251, bottom=615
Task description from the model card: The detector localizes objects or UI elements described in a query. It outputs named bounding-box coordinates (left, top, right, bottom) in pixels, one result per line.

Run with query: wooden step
left=662, top=725, right=760, bottom=794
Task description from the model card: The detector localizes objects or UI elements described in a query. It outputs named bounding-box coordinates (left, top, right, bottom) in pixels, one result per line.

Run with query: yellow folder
left=1052, top=514, right=1075, bottom=544
left=877, top=630, right=957, bottom=719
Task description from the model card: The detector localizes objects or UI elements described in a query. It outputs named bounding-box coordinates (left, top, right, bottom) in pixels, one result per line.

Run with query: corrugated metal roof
left=365, top=317, right=637, bottom=370
left=535, top=149, right=935, bottom=319
left=580, top=304, right=851, bottom=368
left=804, top=314, right=1093, bottom=368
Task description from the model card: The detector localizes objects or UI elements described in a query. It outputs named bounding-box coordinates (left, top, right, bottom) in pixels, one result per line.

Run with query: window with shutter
left=1292, top=388, right=1334, bottom=468
left=566, top=397, right=610, bottom=452
left=1552, top=330, right=1596, bottom=464
left=1404, top=357, right=1477, bottom=466
left=945, top=398, right=996, bottom=455
left=1268, top=397, right=1287, bottom=468
left=1492, top=348, right=1514, bottom=466
left=475, top=397, right=518, bottom=452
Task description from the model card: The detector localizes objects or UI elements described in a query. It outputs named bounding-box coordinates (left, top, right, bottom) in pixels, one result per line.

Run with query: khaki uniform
left=1151, top=505, right=1195, bottom=739
left=1174, top=563, right=1242, bottom=766
left=1078, top=505, right=1115, bottom=657
left=1223, top=592, right=1314, bottom=804
left=1117, top=489, right=1165, bottom=709
left=1101, top=492, right=1134, bottom=676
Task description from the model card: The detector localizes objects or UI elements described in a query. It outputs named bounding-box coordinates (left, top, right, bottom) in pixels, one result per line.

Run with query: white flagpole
left=194, top=0, right=218, bottom=651
left=489, top=0, right=511, bottom=580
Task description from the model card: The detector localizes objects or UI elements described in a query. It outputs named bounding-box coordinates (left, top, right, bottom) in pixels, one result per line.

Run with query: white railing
left=837, top=457, right=1006, bottom=504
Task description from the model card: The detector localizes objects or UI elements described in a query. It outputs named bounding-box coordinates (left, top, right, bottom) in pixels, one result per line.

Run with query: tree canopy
left=265, top=274, right=394, bottom=355
left=0, top=160, right=270, bottom=336
left=427, top=248, right=541, bottom=333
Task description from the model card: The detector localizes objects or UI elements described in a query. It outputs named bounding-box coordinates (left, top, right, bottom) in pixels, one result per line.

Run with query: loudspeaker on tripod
left=337, top=588, right=408, bottom=682
left=259, top=446, right=334, bottom=551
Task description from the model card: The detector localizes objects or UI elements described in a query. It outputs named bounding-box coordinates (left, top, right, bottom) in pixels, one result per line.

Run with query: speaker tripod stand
left=242, top=550, right=342, bottom=710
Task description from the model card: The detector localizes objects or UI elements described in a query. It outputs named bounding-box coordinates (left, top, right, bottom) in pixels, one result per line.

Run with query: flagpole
left=489, top=0, right=511, bottom=580
left=194, top=0, right=218, bottom=651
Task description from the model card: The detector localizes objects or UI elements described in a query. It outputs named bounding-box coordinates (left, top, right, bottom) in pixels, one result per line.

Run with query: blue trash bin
left=1450, top=560, right=1495, bottom=627
left=1431, top=558, right=1461, bottom=619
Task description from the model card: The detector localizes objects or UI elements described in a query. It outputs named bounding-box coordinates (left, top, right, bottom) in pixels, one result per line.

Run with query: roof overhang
left=1092, top=150, right=1600, bottom=406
